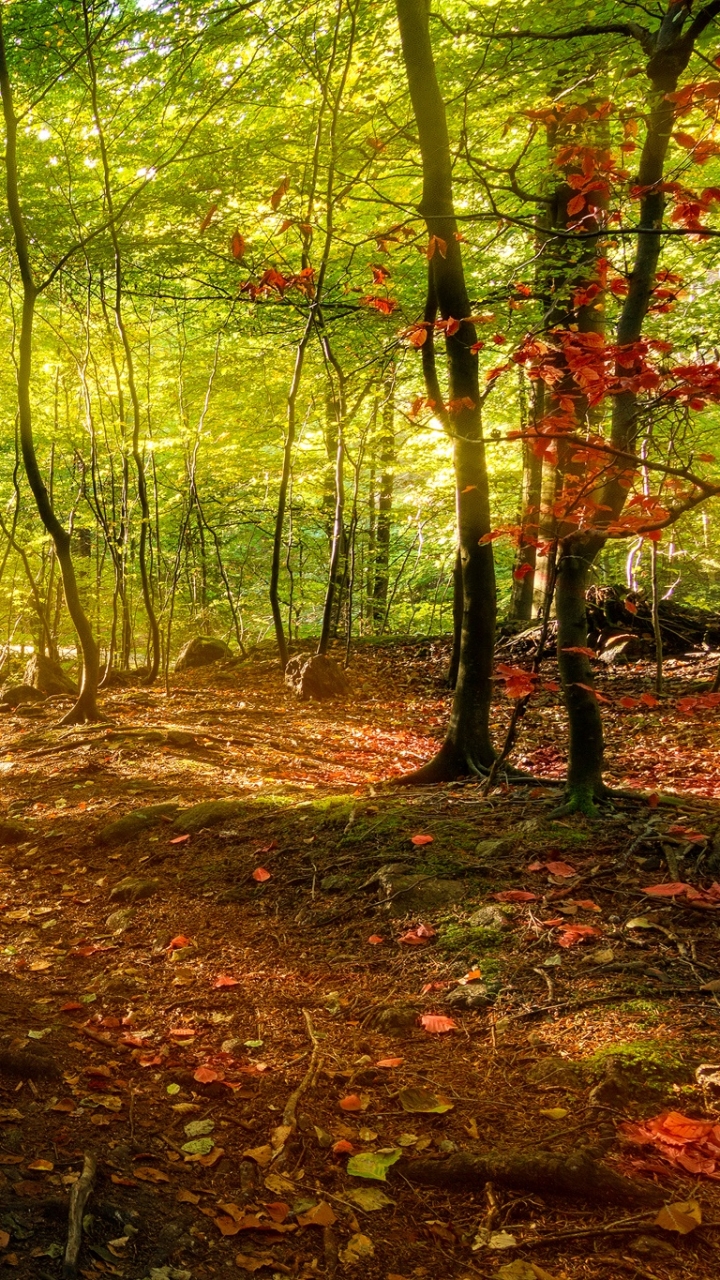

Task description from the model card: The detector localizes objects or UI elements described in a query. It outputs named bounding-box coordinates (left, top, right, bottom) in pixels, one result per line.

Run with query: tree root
left=401, top=1149, right=664, bottom=1206
left=63, top=1152, right=96, bottom=1276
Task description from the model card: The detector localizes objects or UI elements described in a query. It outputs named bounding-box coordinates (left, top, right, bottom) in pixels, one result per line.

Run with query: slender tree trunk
left=0, top=18, right=101, bottom=724
left=395, top=0, right=496, bottom=781
left=372, top=374, right=394, bottom=627
left=509, top=373, right=543, bottom=621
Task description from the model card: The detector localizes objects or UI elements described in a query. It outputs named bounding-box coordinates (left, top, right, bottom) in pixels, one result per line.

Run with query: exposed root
left=401, top=1149, right=664, bottom=1206
left=63, top=1152, right=96, bottom=1276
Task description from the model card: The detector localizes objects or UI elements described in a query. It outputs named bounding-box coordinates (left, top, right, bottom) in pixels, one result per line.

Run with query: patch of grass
left=619, top=1000, right=662, bottom=1024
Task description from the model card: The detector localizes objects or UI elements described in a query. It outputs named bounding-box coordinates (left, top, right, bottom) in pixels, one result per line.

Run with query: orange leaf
left=567, top=194, right=586, bottom=216
left=332, top=1139, right=354, bottom=1154
left=367, top=935, right=385, bottom=945
left=557, top=925, right=601, bottom=948
left=376, top=1057, right=404, bottom=1068
left=199, top=204, right=217, bottom=233
left=168, top=935, right=192, bottom=951
left=420, top=1015, right=457, bottom=1034
left=231, top=232, right=246, bottom=259
left=252, top=867, right=271, bottom=882
left=545, top=861, right=577, bottom=878
left=270, top=177, right=290, bottom=210
left=297, top=1201, right=336, bottom=1227
left=169, top=834, right=190, bottom=844
left=410, top=834, right=433, bottom=846
left=339, top=1094, right=363, bottom=1112
left=493, top=890, right=537, bottom=903
left=194, top=1065, right=219, bottom=1083
left=264, top=1202, right=290, bottom=1223
left=214, top=974, right=240, bottom=988
left=134, top=1166, right=171, bottom=1183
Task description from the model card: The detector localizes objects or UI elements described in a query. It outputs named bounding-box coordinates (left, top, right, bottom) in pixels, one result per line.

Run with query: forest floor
left=0, top=639, right=719, bottom=1280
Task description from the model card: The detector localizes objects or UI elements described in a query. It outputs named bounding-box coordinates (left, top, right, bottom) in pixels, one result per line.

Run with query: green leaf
left=346, top=1148, right=401, bottom=1181
left=399, top=1087, right=454, bottom=1114
left=181, top=1136, right=214, bottom=1156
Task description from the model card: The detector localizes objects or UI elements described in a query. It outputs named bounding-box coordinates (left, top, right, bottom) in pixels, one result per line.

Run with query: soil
left=0, top=639, right=719, bottom=1280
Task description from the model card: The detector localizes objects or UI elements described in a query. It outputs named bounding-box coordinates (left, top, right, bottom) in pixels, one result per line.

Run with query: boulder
left=175, top=636, right=232, bottom=672
left=284, top=653, right=349, bottom=701
left=108, top=876, right=160, bottom=904
left=376, top=862, right=464, bottom=915
left=24, top=653, right=77, bottom=696
left=0, top=683, right=44, bottom=708
left=468, top=904, right=513, bottom=931
left=445, top=983, right=494, bottom=1010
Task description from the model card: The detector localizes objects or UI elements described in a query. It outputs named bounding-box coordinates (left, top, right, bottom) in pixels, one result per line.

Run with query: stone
left=105, top=908, right=135, bottom=934
left=164, top=730, right=196, bottom=747
left=376, top=863, right=464, bottom=915
left=284, top=652, right=349, bottom=701
left=444, top=983, right=493, bottom=1010
left=171, top=799, right=246, bottom=833
left=99, top=802, right=180, bottom=844
left=175, top=635, right=232, bottom=672
left=369, top=1004, right=418, bottom=1034
left=321, top=874, right=357, bottom=893
left=14, top=704, right=46, bottom=718
left=23, top=653, right=77, bottom=696
left=468, top=905, right=513, bottom=931
left=0, top=683, right=44, bottom=708
left=474, top=838, right=511, bottom=861
left=108, top=876, right=160, bottom=904
left=696, top=1063, right=720, bottom=1093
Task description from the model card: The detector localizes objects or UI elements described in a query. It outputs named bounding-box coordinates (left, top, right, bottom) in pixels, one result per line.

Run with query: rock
left=284, top=653, right=349, bottom=701
left=468, top=905, right=513, bottom=931
left=23, top=653, right=77, bottom=696
left=14, top=704, right=46, bottom=718
left=0, top=683, right=44, bottom=708
left=444, top=983, right=493, bottom=1010
left=376, top=863, right=463, bottom=915
left=321, top=874, right=357, bottom=893
left=105, top=908, right=135, bottom=934
left=696, top=1063, right=720, bottom=1093
left=164, top=730, right=197, bottom=748
left=175, top=636, right=232, bottom=672
left=369, top=1004, right=418, bottom=1034
left=629, top=1234, right=679, bottom=1258
left=474, top=838, right=511, bottom=861
left=101, top=667, right=147, bottom=688
left=0, top=820, right=32, bottom=845
left=108, top=876, right=160, bottom=904
left=99, top=803, right=180, bottom=844
left=171, top=799, right=246, bottom=833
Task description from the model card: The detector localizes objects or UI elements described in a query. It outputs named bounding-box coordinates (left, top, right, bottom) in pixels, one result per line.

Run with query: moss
left=587, top=1039, right=686, bottom=1089
left=438, top=922, right=503, bottom=954
left=619, top=1000, right=662, bottom=1024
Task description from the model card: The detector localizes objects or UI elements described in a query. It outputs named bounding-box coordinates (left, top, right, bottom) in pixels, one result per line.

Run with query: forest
left=0, top=2, right=719, bottom=1279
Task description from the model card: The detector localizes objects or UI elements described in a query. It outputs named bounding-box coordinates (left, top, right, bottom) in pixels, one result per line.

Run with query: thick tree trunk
left=395, top=0, right=496, bottom=782
left=0, top=19, right=101, bottom=724
left=555, top=536, right=605, bottom=815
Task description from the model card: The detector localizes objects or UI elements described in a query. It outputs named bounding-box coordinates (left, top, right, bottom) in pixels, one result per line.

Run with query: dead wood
left=63, top=1153, right=97, bottom=1276
left=402, top=1149, right=665, bottom=1206
left=0, top=1047, right=62, bottom=1080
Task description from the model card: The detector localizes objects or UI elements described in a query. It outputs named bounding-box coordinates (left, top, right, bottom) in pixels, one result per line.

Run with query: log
left=402, top=1149, right=664, bottom=1206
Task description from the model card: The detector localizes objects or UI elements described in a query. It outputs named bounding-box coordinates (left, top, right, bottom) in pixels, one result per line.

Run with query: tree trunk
left=372, top=375, right=395, bottom=627
left=0, top=18, right=101, bottom=724
left=395, top=0, right=496, bottom=782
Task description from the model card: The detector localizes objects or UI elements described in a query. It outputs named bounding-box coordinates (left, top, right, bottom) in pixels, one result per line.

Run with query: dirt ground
left=0, top=640, right=719, bottom=1280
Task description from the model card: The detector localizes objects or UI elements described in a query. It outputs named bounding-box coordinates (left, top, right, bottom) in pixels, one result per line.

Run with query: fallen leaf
left=339, top=1094, right=364, bottom=1112
left=169, top=834, right=190, bottom=844
left=252, top=867, right=271, bottom=882
left=243, top=1145, right=272, bottom=1167
left=375, top=1057, right=404, bottom=1068
left=177, top=1190, right=200, bottom=1204
left=296, top=1201, right=336, bottom=1227
left=263, top=1172, right=296, bottom=1195
left=493, top=890, right=537, bottom=903
left=367, top=935, right=385, bottom=945
left=556, top=925, right=601, bottom=948
left=345, top=1187, right=395, bottom=1211
left=182, top=1137, right=214, bottom=1157
left=398, top=923, right=437, bottom=945
left=0, top=1231, right=9, bottom=1249
left=332, top=1139, right=354, bottom=1154
left=346, top=1149, right=401, bottom=1181
left=399, top=1087, right=454, bottom=1114
left=545, top=861, right=577, bottom=877
left=339, top=1231, right=375, bottom=1265
left=419, top=1014, right=457, bottom=1034
left=410, top=834, right=433, bottom=846
left=213, top=974, right=240, bottom=988
left=193, top=1066, right=219, bottom=1083
left=655, top=1199, right=702, bottom=1234
left=264, top=1202, right=290, bottom=1223
left=539, top=1107, right=568, bottom=1121
left=234, top=1253, right=276, bottom=1274
left=133, top=1166, right=171, bottom=1184
left=25, top=1159, right=53, bottom=1172
left=642, top=881, right=689, bottom=897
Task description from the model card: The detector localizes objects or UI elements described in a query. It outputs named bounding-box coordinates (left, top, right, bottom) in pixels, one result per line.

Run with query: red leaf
left=60, top=1002, right=84, bottom=1012
left=410, top=833, right=433, bottom=846
left=513, top=563, right=533, bottom=580
left=199, top=204, right=217, bottom=232
left=619, top=696, right=638, bottom=709
left=169, top=834, right=190, bottom=845
left=567, top=194, right=586, bottom=216
left=168, top=934, right=192, bottom=951
left=231, top=232, right=246, bottom=259
left=420, top=1015, right=457, bottom=1034
left=214, top=975, right=240, bottom=988
left=252, top=867, right=271, bottom=882
left=545, top=861, right=577, bottom=878
left=194, top=1066, right=219, bottom=1083
left=493, top=890, right=537, bottom=903
left=339, top=1094, right=363, bottom=1112
left=367, top=935, right=385, bottom=945
left=399, top=923, right=437, bottom=945
left=625, top=598, right=638, bottom=614
left=270, top=177, right=290, bottom=210
left=642, top=882, right=689, bottom=897
left=264, top=1202, right=290, bottom=1223
left=376, top=1057, right=404, bottom=1068
left=332, top=1140, right=354, bottom=1154
left=648, top=792, right=659, bottom=809
left=557, top=924, right=601, bottom=948
left=639, top=692, right=659, bottom=707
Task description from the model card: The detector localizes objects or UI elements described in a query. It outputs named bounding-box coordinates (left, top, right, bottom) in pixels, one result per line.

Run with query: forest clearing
left=1, top=0, right=720, bottom=1278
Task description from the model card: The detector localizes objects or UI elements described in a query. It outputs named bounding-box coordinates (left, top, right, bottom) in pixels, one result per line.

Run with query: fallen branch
left=281, top=1009, right=323, bottom=1131
left=63, top=1153, right=97, bottom=1277
left=402, top=1149, right=664, bottom=1206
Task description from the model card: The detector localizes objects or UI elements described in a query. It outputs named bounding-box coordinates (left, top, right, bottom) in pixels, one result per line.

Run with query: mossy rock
left=108, top=876, right=160, bottom=904
left=172, top=799, right=246, bottom=833
left=0, top=819, right=32, bottom=845
left=586, top=1040, right=687, bottom=1102
left=99, top=802, right=180, bottom=844
left=526, top=1056, right=584, bottom=1088
left=438, top=922, right=503, bottom=954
